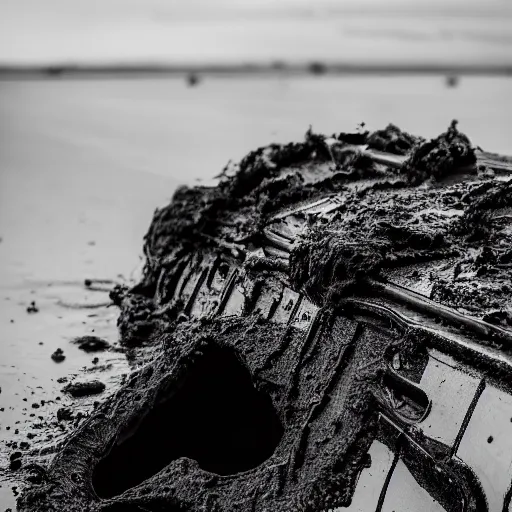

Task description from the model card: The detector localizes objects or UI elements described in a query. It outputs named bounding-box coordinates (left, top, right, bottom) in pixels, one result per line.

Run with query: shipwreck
left=19, top=122, right=512, bottom=512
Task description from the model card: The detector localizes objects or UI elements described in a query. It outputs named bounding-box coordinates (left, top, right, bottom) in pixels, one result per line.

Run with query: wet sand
left=0, top=75, right=511, bottom=509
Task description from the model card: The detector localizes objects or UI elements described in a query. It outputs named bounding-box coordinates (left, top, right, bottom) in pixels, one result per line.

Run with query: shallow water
left=0, top=75, right=511, bottom=508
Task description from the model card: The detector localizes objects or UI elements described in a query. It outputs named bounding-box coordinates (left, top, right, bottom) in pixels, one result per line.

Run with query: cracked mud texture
left=18, top=122, right=512, bottom=511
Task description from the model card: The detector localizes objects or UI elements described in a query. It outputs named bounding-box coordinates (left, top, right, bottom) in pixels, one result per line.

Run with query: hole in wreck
left=93, top=345, right=283, bottom=498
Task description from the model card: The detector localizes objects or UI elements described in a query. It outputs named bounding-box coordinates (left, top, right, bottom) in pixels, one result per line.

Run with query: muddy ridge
left=18, top=122, right=512, bottom=511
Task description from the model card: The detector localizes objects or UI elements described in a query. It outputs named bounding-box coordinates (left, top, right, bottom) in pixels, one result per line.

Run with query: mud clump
left=62, top=380, right=105, bottom=398
left=50, top=348, right=65, bottom=363
left=366, top=123, right=421, bottom=155
left=72, top=336, right=110, bottom=352
left=402, top=120, right=476, bottom=184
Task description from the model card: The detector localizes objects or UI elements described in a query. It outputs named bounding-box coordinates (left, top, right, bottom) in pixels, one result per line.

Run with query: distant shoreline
left=1, top=62, right=512, bottom=79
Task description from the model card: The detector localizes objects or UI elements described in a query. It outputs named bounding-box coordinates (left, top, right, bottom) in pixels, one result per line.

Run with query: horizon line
left=1, top=61, right=512, bottom=78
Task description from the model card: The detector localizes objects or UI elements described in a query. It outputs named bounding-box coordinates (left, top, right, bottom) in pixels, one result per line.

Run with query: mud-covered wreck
left=19, top=122, right=512, bottom=511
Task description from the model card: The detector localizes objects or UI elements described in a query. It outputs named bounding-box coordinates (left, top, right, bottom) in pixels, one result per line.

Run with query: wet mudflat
left=1, top=75, right=512, bottom=510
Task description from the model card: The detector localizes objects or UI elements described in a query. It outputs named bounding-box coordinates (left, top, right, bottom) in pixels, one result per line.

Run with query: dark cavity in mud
left=92, top=345, right=283, bottom=498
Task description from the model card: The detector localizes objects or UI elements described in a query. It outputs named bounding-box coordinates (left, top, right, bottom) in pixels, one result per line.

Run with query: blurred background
left=1, top=0, right=512, bottom=69
left=0, top=1, right=511, bottom=507
left=1, top=0, right=512, bottom=281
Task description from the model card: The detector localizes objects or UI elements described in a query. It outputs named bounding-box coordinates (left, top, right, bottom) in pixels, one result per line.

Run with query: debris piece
left=62, top=380, right=105, bottom=398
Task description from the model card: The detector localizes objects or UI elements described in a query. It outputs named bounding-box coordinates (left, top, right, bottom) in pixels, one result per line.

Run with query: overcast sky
left=1, top=0, right=511, bottom=66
